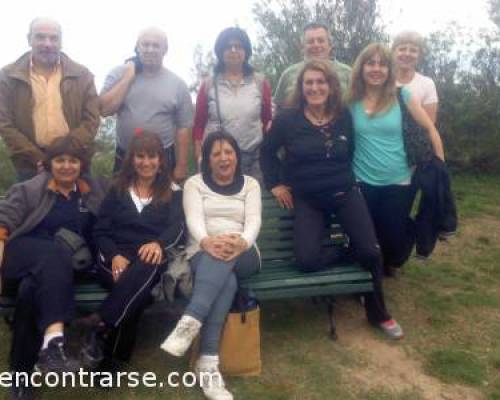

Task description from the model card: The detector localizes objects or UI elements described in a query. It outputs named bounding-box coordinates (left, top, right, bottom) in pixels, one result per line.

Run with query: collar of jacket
left=47, top=177, right=91, bottom=196
left=3, top=52, right=88, bottom=84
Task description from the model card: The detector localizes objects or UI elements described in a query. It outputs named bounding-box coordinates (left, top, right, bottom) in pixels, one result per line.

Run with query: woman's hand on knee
left=218, top=234, right=248, bottom=261
left=200, top=236, right=229, bottom=260
left=138, top=241, right=163, bottom=265
left=271, top=185, right=294, bottom=209
left=111, top=254, right=130, bottom=281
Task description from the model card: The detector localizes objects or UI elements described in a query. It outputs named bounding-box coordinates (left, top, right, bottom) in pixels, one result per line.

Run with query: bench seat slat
left=241, top=272, right=372, bottom=290
left=249, top=283, right=374, bottom=300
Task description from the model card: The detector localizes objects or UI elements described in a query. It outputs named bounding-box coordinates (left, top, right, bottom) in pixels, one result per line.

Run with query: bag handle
left=213, top=75, right=223, bottom=132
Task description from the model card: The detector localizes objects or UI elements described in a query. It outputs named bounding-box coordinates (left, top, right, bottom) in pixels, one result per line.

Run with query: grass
left=424, top=348, right=487, bottom=386
left=1, top=162, right=500, bottom=398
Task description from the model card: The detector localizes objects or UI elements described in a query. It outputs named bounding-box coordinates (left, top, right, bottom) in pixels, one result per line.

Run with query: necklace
left=133, top=184, right=152, bottom=207
left=305, top=108, right=331, bottom=126
left=317, top=122, right=335, bottom=159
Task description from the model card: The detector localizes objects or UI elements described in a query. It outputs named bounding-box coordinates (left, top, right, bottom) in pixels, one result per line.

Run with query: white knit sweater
left=183, top=174, right=262, bottom=258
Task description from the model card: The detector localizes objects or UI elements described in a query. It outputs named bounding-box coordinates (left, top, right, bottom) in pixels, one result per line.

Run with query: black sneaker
left=81, top=325, right=106, bottom=370
left=34, top=337, right=81, bottom=374
left=9, top=374, right=33, bottom=400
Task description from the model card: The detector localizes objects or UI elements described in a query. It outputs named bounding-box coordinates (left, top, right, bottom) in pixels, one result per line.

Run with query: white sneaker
left=160, top=315, right=201, bottom=357
left=195, top=355, right=233, bottom=400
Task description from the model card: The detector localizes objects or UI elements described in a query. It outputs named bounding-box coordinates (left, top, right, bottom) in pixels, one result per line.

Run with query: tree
left=490, top=0, right=500, bottom=29
left=91, top=116, right=116, bottom=177
left=189, top=44, right=216, bottom=95
left=251, top=0, right=387, bottom=86
left=420, top=22, right=500, bottom=172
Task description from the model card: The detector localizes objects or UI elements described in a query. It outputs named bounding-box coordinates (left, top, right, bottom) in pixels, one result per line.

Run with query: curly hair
left=392, top=31, right=425, bottom=57
left=285, top=59, right=343, bottom=120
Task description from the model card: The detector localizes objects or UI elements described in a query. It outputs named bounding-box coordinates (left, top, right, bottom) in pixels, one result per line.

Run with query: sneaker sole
left=160, top=340, right=185, bottom=357
left=80, top=348, right=104, bottom=370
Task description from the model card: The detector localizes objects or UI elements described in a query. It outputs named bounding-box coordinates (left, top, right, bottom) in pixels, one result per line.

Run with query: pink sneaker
left=379, top=319, right=404, bottom=340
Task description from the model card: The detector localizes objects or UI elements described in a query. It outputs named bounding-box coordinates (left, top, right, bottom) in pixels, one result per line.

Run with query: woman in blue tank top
left=348, top=43, right=444, bottom=276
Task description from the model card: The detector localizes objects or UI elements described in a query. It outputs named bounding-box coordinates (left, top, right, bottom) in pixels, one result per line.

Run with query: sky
left=0, top=0, right=495, bottom=89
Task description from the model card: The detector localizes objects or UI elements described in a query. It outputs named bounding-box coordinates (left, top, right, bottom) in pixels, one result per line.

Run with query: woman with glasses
left=260, top=60, right=403, bottom=340
left=192, top=27, right=272, bottom=182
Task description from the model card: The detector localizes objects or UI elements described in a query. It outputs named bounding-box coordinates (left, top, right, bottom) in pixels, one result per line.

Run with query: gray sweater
left=0, top=172, right=108, bottom=242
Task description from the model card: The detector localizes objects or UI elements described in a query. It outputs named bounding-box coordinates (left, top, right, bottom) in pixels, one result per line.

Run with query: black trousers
left=96, top=254, right=164, bottom=361
left=294, top=187, right=390, bottom=323
left=360, top=182, right=416, bottom=268
left=2, top=236, right=75, bottom=372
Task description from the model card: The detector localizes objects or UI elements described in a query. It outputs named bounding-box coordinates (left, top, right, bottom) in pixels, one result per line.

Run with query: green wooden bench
left=0, top=193, right=374, bottom=339
left=241, top=193, right=373, bottom=339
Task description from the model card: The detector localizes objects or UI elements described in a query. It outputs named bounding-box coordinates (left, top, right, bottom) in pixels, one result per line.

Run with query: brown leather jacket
left=0, top=52, right=99, bottom=175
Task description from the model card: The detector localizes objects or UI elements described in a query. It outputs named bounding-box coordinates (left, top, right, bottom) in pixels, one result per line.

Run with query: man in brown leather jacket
left=0, top=17, right=99, bottom=181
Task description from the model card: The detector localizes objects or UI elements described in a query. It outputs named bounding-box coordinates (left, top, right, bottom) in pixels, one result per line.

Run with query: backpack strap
left=253, top=72, right=265, bottom=97
left=203, top=75, right=223, bottom=131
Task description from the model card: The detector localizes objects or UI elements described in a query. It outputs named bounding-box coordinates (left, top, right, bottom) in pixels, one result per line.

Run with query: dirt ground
left=332, top=300, right=483, bottom=400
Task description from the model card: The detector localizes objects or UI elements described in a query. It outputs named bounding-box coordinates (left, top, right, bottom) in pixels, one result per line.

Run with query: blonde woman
left=393, top=31, right=438, bottom=123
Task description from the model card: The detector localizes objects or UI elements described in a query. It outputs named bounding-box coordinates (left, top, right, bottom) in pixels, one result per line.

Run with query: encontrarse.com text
left=0, top=369, right=222, bottom=389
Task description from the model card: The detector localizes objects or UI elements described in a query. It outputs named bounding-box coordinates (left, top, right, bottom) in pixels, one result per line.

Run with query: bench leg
left=3, top=315, right=14, bottom=329
left=327, top=301, right=338, bottom=341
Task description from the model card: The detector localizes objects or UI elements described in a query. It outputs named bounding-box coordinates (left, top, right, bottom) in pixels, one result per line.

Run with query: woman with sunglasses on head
left=192, top=27, right=272, bottom=183
left=81, top=129, right=184, bottom=376
left=260, top=59, right=403, bottom=340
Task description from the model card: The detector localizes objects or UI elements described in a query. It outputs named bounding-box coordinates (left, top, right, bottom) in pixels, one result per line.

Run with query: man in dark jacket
left=0, top=17, right=99, bottom=181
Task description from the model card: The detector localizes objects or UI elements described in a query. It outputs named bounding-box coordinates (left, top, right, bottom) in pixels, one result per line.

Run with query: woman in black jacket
left=81, top=130, right=184, bottom=373
left=260, top=60, right=403, bottom=340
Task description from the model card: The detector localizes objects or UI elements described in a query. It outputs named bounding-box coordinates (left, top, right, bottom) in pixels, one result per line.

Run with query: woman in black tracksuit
left=82, top=130, right=184, bottom=372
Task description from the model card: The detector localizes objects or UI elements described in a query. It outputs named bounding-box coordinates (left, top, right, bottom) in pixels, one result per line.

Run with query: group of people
left=0, top=16, right=450, bottom=400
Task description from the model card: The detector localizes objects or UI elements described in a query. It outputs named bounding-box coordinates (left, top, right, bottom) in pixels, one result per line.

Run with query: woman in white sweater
left=161, top=131, right=261, bottom=400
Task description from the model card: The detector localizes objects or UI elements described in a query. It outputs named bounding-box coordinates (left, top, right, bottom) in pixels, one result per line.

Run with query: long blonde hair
left=348, top=43, right=397, bottom=116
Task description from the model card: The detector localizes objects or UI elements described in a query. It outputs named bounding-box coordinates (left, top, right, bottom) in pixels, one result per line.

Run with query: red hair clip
left=135, top=127, right=144, bottom=137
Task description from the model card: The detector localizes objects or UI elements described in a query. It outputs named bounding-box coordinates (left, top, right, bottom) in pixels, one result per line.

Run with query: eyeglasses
left=225, top=43, right=244, bottom=52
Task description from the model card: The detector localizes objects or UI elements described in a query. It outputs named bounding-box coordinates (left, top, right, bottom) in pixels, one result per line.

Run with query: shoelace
left=199, top=367, right=225, bottom=389
left=176, top=321, right=197, bottom=337
left=56, top=342, right=68, bottom=361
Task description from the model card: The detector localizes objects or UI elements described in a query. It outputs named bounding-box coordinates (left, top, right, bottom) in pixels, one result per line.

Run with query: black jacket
left=414, top=157, right=458, bottom=257
left=93, top=187, right=184, bottom=261
left=260, top=108, right=355, bottom=198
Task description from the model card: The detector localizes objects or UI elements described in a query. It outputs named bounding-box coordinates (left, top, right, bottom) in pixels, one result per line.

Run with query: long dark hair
left=213, top=27, right=254, bottom=76
left=114, top=130, right=172, bottom=204
left=286, top=59, right=343, bottom=120
left=200, top=131, right=242, bottom=178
